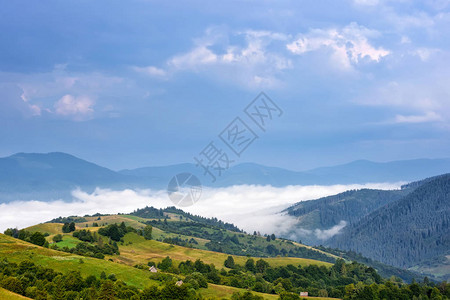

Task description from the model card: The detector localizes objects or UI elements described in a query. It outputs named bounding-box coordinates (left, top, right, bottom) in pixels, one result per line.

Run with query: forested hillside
left=286, top=189, right=409, bottom=229
left=284, top=188, right=411, bottom=245
left=2, top=218, right=449, bottom=299
left=328, top=174, right=450, bottom=276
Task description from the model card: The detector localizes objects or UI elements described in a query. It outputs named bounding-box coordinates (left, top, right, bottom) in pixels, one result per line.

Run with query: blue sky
left=1, top=0, right=449, bottom=171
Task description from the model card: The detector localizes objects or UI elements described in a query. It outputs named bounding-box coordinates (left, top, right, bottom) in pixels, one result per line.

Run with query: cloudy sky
left=1, top=0, right=449, bottom=171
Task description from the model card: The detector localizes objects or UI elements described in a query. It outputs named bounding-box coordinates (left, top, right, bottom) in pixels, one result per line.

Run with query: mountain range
left=2, top=152, right=450, bottom=202
left=283, top=174, right=450, bottom=280
left=1, top=151, right=449, bottom=281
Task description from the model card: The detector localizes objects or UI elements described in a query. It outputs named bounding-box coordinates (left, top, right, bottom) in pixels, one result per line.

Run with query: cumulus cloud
left=0, top=183, right=403, bottom=239
left=54, top=94, right=95, bottom=121
left=133, top=23, right=393, bottom=86
left=0, top=67, right=127, bottom=121
left=287, top=22, right=390, bottom=70
left=133, top=28, right=292, bottom=89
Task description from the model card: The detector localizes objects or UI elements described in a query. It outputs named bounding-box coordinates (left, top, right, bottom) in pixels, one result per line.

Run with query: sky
left=1, top=0, right=450, bottom=171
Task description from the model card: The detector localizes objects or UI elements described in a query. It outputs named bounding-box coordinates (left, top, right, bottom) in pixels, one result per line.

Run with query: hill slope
left=284, top=188, right=410, bottom=245
left=328, top=174, right=450, bottom=279
left=0, top=233, right=283, bottom=299
left=0, top=288, right=31, bottom=300
left=4, top=205, right=445, bottom=298
left=35, top=208, right=419, bottom=282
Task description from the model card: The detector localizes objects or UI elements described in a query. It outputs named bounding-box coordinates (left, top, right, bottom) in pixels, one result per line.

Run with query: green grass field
left=1, top=234, right=338, bottom=299
left=53, top=235, right=81, bottom=248
left=0, top=288, right=32, bottom=299
left=0, top=233, right=157, bottom=289
left=16, top=215, right=343, bottom=299
left=199, top=285, right=340, bottom=300
left=26, top=214, right=337, bottom=263
left=151, top=226, right=210, bottom=249
left=24, top=217, right=335, bottom=271
left=25, top=223, right=63, bottom=235
left=114, top=232, right=333, bottom=270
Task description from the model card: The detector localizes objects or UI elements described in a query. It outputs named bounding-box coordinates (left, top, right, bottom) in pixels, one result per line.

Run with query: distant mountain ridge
left=284, top=174, right=444, bottom=240
left=121, top=157, right=450, bottom=186
left=0, top=152, right=131, bottom=201
left=1, top=152, right=450, bottom=202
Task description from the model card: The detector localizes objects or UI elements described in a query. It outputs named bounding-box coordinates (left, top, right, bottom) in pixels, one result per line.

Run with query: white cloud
left=169, top=46, right=218, bottom=70
left=395, top=111, right=443, bottom=123
left=54, top=94, right=95, bottom=121
left=400, top=35, right=411, bottom=44
left=411, top=48, right=440, bottom=61
left=314, top=220, right=348, bottom=240
left=287, top=22, right=389, bottom=70
left=132, top=66, right=168, bottom=78
left=356, top=76, right=450, bottom=128
left=0, top=183, right=403, bottom=239
left=360, top=81, right=439, bottom=110
left=18, top=87, right=42, bottom=116
left=135, top=28, right=292, bottom=89
left=0, top=67, right=127, bottom=121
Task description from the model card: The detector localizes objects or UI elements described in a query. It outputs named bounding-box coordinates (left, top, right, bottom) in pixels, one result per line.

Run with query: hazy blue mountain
left=0, top=152, right=130, bottom=201
left=121, top=158, right=450, bottom=187
left=327, top=173, right=450, bottom=279
left=2, top=152, right=450, bottom=202
left=306, top=158, right=450, bottom=183
left=120, top=162, right=322, bottom=187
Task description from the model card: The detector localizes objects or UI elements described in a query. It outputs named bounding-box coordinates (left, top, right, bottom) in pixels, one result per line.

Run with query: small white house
left=149, top=266, right=158, bottom=273
left=300, top=292, right=308, bottom=297
left=175, top=280, right=183, bottom=286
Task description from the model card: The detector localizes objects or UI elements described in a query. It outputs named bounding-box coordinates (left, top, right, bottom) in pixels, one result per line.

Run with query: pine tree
left=98, top=280, right=116, bottom=300
left=143, top=225, right=152, bottom=240
left=224, top=256, right=235, bottom=269
left=52, top=277, right=66, bottom=300
left=69, top=222, right=76, bottom=232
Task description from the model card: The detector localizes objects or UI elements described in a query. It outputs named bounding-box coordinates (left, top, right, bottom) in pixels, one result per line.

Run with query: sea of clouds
left=0, top=183, right=403, bottom=240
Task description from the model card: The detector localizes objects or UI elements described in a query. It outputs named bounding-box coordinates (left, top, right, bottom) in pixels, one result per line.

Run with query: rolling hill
left=2, top=203, right=448, bottom=299
left=0, top=209, right=349, bottom=299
